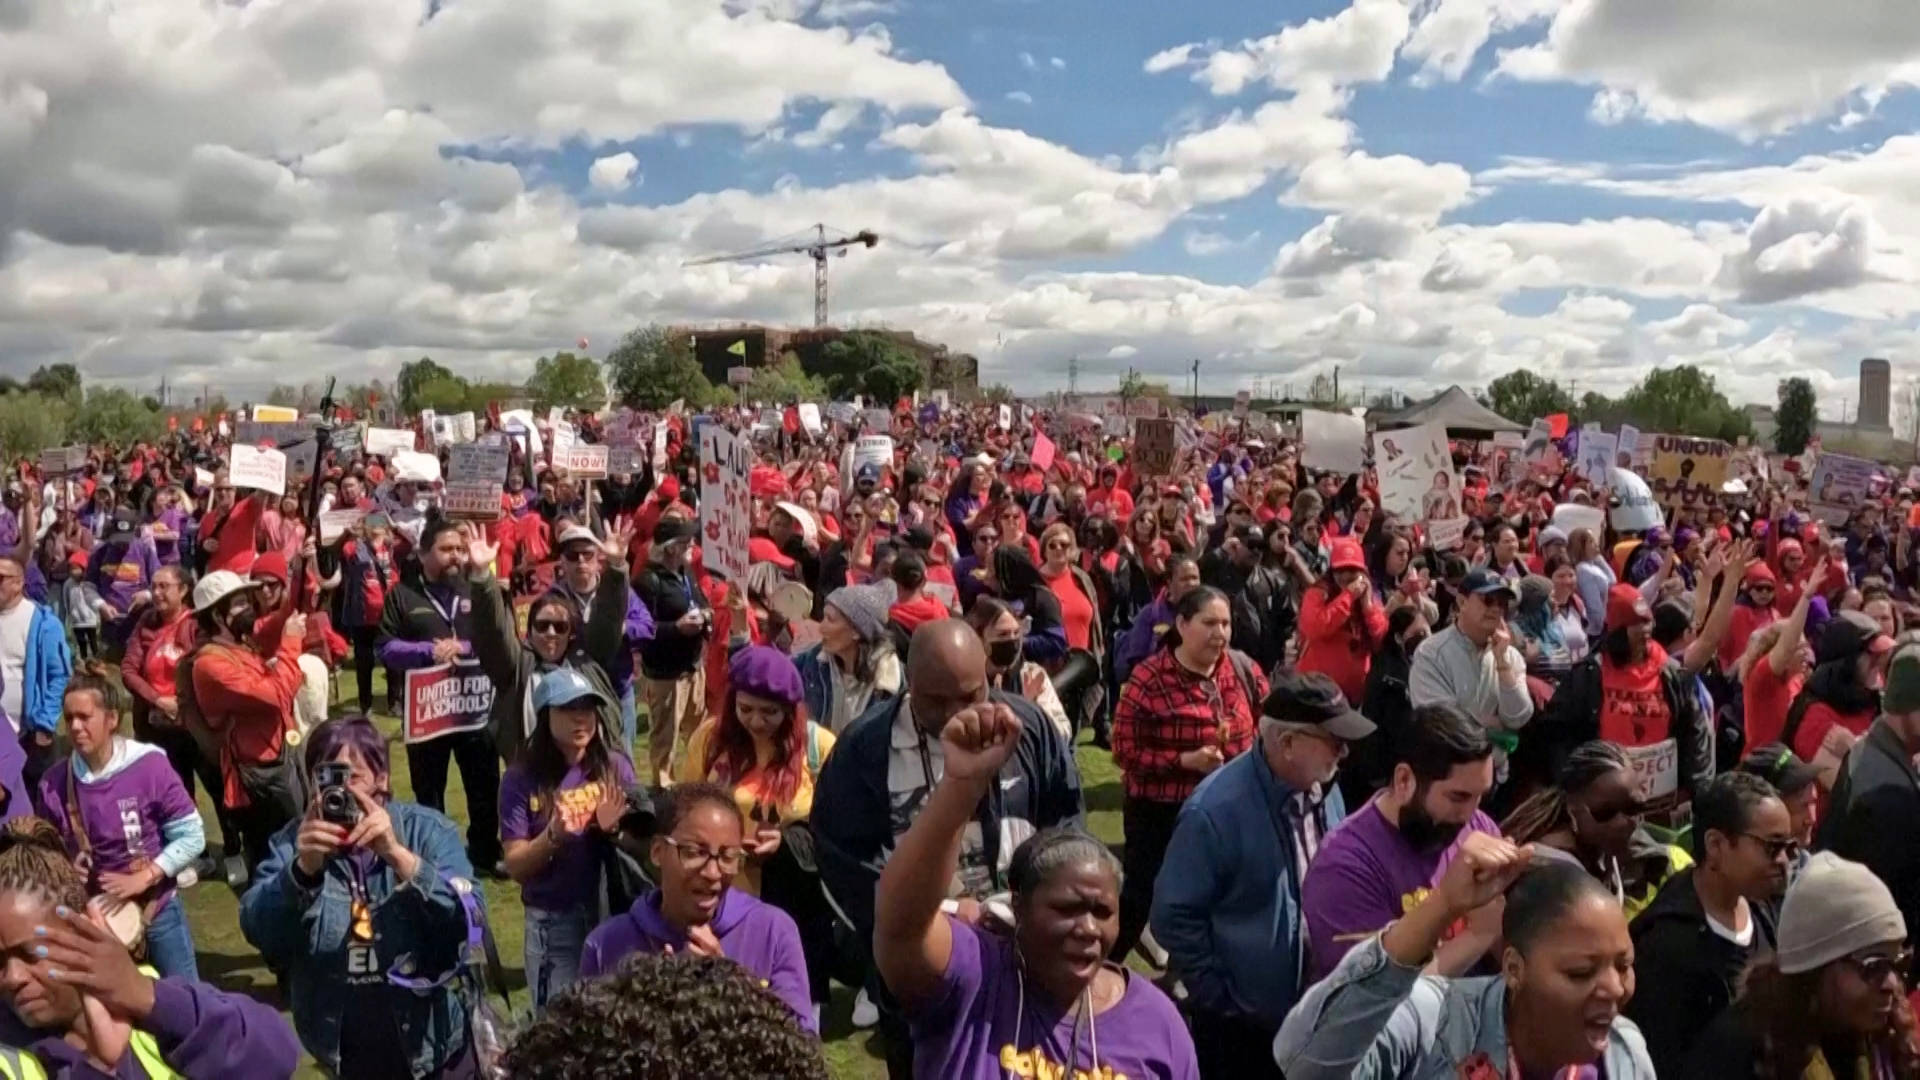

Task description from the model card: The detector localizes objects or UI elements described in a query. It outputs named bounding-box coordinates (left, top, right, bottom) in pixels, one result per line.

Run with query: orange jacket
left=192, top=636, right=304, bottom=808
left=1297, top=583, right=1387, bottom=705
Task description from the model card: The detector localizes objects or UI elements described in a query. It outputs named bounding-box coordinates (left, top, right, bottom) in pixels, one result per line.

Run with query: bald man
left=814, top=618, right=1084, bottom=1079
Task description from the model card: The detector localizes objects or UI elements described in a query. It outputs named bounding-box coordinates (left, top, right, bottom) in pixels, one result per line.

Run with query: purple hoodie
left=4, top=976, right=301, bottom=1078
left=580, top=888, right=815, bottom=1032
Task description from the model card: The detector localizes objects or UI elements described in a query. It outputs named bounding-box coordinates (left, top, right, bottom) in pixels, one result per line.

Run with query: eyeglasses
left=660, top=837, right=746, bottom=875
left=561, top=548, right=598, bottom=563
left=1741, top=833, right=1801, bottom=861
left=1843, top=949, right=1912, bottom=986
left=530, top=619, right=571, bottom=635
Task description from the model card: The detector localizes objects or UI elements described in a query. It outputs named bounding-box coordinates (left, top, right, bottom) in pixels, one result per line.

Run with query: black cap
left=1739, top=743, right=1821, bottom=796
left=1262, top=670, right=1376, bottom=741
left=109, top=510, right=138, bottom=537
left=1458, top=567, right=1518, bottom=602
left=653, top=516, right=697, bottom=545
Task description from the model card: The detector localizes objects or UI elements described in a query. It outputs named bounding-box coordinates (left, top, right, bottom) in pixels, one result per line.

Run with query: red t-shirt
left=1598, top=642, right=1672, bottom=747
left=140, top=610, right=194, bottom=699
left=1743, top=652, right=1803, bottom=750
left=1790, top=700, right=1875, bottom=764
left=1043, top=567, right=1094, bottom=651
left=888, top=594, right=950, bottom=636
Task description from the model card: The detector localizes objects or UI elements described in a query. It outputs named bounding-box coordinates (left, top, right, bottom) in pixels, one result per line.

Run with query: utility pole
left=1190, top=359, right=1201, bottom=414
left=1333, top=365, right=1340, bottom=406
left=1067, top=355, right=1078, bottom=398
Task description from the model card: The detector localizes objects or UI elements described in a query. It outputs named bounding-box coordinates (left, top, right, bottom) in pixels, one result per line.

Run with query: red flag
left=1547, top=413, right=1569, bottom=439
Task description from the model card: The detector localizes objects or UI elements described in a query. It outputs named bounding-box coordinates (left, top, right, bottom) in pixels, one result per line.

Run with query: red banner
left=403, top=661, right=495, bottom=745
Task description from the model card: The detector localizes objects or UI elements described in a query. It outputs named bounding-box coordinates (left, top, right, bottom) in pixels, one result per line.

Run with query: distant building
left=672, top=324, right=979, bottom=393
left=1861, top=357, right=1892, bottom=430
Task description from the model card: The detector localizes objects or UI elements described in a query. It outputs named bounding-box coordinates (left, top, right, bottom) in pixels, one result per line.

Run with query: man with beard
left=1300, top=702, right=1501, bottom=980
left=377, top=517, right=503, bottom=875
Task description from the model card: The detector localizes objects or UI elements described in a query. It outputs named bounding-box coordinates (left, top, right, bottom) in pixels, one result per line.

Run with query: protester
left=1782, top=609, right=1894, bottom=784
left=634, top=516, right=714, bottom=785
left=1301, top=702, right=1503, bottom=979
left=579, top=781, right=813, bottom=1029
left=1277, top=847, right=1653, bottom=1079
left=964, top=596, right=1069, bottom=739
left=1738, top=562, right=1824, bottom=750
left=240, top=716, right=481, bottom=1078
left=1110, top=585, right=1264, bottom=962
left=1501, top=740, right=1690, bottom=919
left=1406, top=568, right=1531, bottom=784
left=1110, top=552, right=1200, bottom=685
left=0, top=554, right=72, bottom=788
left=1738, top=741, right=1821, bottom=874
left=793, top=583, right=901, bottom=736
left=1626, top=771, right=1792, bottom=1076
left=333, top=513, right=400, bottom=715
left=1151, top=671, right=1371, bottom=1077
left=873, top=698, right=1197, bottom=1080
left=1296, top=537, right=1386, bottom=704
left=39, top=674, right=204, bottom=981
left=544, top=522, right=655, bottom=753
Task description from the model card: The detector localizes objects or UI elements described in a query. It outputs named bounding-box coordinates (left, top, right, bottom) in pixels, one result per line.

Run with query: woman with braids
left=501, top=952, right=828, bottom=1080
left=984, top=543, right=1069, bottom=667
left=1277, top=850, right=1655, bottom=1080
left=579, top=782, right=814, bottom=1031
left=1503, top=740, right=1692, bottom=920
left=240, top=716, right=479, bottom=1079
left=1687, top=852, right=1920, bottom=1079
left=0, top=817, right=300, bottom=1078
left=873, top=699, right=1197, bottom=1080
left=38, top=675, right=204, bottom=980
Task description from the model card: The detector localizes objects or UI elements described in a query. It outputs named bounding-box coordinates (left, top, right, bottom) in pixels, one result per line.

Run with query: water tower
left=1861, top=357, right=1891, bottom=430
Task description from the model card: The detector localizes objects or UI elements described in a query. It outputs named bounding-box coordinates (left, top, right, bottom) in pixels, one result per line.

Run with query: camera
left=315, top=762, right=362, bottom=828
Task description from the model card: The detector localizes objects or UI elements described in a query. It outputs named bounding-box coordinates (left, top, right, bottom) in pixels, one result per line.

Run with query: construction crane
left=685, top=223, right=879, bottom=328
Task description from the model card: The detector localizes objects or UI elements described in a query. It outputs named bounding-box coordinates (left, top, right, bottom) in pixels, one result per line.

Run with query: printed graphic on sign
left=1649, top=435, right=1731, bottom=507
left=1810, top=452, right=1879, bottom=525
left=445, top=443, right=508, bottom=520
left=699, top=425, right=753, bottom=582
left=403, top=661, right=496, bottom=744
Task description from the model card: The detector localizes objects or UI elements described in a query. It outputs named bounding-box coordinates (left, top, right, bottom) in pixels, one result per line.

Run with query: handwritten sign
left=445, top=443, right=508, bottom=520
left=38, top=447, right=85, bottom=477
left=403, top=661, right=496, bottom=745
left=562, top=444, right=610, bottom=480
left=699, top=425, right=752, bottom=582
left=228, top=444, right=287, bottom=497
left=1134, top=418, right=1177, bottom=476
left=319, top=508, right=368, bottom=544
left=330, top=424, right=365, bottom=453
left=853, top=435, right=893, bottom=474
left=366, top=427, right=415, bottom=458
left=1624, top=739, right=1679, bottom=806
left=1649, top=435, right=1731, bottom=506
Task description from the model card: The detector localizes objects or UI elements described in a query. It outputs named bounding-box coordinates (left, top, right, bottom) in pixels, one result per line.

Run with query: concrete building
left=1861, top=357, right=1892, bottom=430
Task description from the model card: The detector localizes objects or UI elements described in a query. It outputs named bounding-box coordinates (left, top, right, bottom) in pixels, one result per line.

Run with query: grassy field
left=172, top=672, right=1129, bottom=1078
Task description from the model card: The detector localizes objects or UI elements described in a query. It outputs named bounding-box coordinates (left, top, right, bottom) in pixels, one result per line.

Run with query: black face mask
left=223, top=603, right=257, bottom=639
left=987, top=638, right=1022, bottom=670
left=1398, top=797, right=1466, bottom=852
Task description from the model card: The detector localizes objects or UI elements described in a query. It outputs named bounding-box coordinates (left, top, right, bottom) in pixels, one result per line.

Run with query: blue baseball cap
left=533, top=668, right=608, bottom=711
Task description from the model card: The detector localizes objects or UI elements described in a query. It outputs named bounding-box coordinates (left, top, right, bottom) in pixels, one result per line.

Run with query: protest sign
left=651, top=421, right=669, bottom=471
left=864, top=409, right=892, bottom=432
left=699, top=424, right=752, bottom=582
left=455, top=412, right=476, bottom=444
left=445, top=443, right=508, bottom=519
left=1126, top=397, right=1159, bottom=419
left=798, top=403, right=822, bottom=434
left=318, top=508, right=368, bottom=544
left=430, top=413, right=458, bottom=448
left=562, top=444, right=610, bottom=479
left=609, top=446, right=639, bottom=475
left=1374, top=423, right=1458, bottom=522
left=1300, top=409, right=1366, bottom=475
left=1134, top=418, right=1177, bottom=476
left=193, top=467, right=214, bottom=490
left=1609, top=467, right=1662, bottom=532
left=1233, top=389, right=1250, bottom=419
left=853, top=435, right=894, bottom=474
left=826, top=402, right=859, bottom=425
left=1625, top=739, right=1679, bottom=807
left=1649, top=435, right=1731, bottom=506
left=758, top=408, right=782, bottom=431
left=37, top=447, right=85, bottom=477
left=1577, top=431, right=1616, bottom=486
left=997, top=404, right=1012, bottom=430
left=251, top=404, right=299, bottom=423
left=330, top=424, right=365, bottom=453
left=228, top=444, right=286, bottom=497
left=283, top=439, right=318, bottom=482
left=1492, top=431, right=1524, bottom=450
left=366, top=428, right=415, bottom=458
left=550, top=420, right=576, bottom=464
left=391, top=450, right=441, bottom=484
left=1522, top=419, right=1557, bottom=469
left=1030, top=431, right=1057, bottom=471
left=1617, top=425, right=1640, bottom=467
left=403, top=661, right=496, bottom=745
left=1551, top=504, right=1607, bottom=541
left=1810, top=452, right=1879, bottom=525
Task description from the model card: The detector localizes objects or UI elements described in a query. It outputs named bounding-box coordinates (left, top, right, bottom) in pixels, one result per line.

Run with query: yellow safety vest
left=0, top=1045, right=46, bottom=1080
left=125, top=966, right=178, bottom=1080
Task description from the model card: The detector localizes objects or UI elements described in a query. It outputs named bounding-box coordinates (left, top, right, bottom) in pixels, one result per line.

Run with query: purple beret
left=728, top=645, right=803, bottom=705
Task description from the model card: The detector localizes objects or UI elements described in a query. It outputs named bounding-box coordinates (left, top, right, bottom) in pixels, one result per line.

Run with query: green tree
left=397, top=357, right=456, bottom=414
left=979, top=384, right=1017, bottom=406
left=816, top=331, right=925, bottom=401
left=743, top=354, right=828, bottom=404
left=265, top=385, right=300, bottom=407
left=1118, top=369, right=1150, bottom=409
left=1617, top=364, right=1752, bottom=441
left=1485, top=370, right=1575, bottom=424
left=27, top=364, right=81, bottom=402
left=526, top=351, right=606, bottom=412
left=69, top=387, right=163, bottom=446
left=606, top=325, right=716, bottom=410
left=1775, top=376, right=1817, bottom=455
left=410, top=373, right=477, bottom=415
left=0, top=393, right=70, bottom=459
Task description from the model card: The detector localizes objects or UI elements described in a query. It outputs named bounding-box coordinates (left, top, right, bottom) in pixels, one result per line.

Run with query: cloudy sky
left=3, top=0, right=1920, bottom=416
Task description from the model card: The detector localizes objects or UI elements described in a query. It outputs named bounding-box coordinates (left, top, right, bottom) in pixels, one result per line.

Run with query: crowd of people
left=0, top=393, right=1915, bottom=1078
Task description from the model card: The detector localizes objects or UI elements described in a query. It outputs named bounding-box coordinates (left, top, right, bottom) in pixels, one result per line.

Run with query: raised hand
left=467, top=534, right=499, bottom=569
left=602, top=518, right=635, bottom=564
left=1434, top=832, right=1533, bottom=916
left=36, top=904, right=156, bottom=1024
left=939, top=702, right=1022, bottom=782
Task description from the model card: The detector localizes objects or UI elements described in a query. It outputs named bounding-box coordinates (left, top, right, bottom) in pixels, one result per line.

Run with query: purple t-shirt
left=151, top=508, right=188, bottom=566
left=497, top=754, right=636, bottom=911
left=39, top=743, right=197, bottom=905
left=908, top=918, right=1199, bottom=1080
left=1300, top=798, right=1501, bottom=981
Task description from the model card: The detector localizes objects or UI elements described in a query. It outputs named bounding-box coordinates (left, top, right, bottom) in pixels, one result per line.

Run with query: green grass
left=171, top=672, right=1130, bottom=1078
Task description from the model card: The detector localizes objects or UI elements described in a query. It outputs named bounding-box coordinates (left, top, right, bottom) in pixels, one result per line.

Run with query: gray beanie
left=1776, top=852, right=1908, bottom=974
left=827, top=584, right=891, bottom=644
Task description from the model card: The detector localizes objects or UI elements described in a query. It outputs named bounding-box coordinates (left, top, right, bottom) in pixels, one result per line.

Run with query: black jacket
left=1819, top=719, right=1920, bottom=982
left=1536, top=652, right=1714, bottom=802
left=1625, top=867, right=1778, bottom=1078
left=632, top=563, right=710, bottom=679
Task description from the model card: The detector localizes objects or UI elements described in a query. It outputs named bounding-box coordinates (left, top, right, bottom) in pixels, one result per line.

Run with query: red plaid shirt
left=1112, top=648, right=1263, bottom=803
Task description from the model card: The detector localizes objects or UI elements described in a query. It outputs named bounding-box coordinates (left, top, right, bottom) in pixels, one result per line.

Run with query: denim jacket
left=1273, top=934, right=1655, bottom=1080
left=239, top=801, right=477, bottom=1078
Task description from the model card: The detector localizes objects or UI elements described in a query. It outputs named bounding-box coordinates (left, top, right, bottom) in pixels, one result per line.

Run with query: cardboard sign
left=562, top=444, right=610, bottom=479
left=1030, top=431, right=1057, bottom=471
left=1649, top=435, right=1731, bottom=507
left=228, top=444, right=287, bottom=497
left=391, top=449, right=441, bottom=484
left=699, top=425, right=753, bottom=582
left=403, top=661, right=496, bottom=745
left=446, top=443, right=509, bottom=520
left=366, top=427, right=416, bottom=458
left=37, top=447, right=85, bottom=477
left=853, top=435, right=894, bottom=474
left=330, top=424, right=365, bottom=453
left=1134, top=418, right=1177, bottom=476
left=1578, top=431, right=1616, bottom=486
left=319, top=508, right=368, bottom=544
left=1624, top=739, right=1679, bottom=805
left=251, top=404, right=299, bottom=422
left=798, top=403, right=823, bottom=435
left=1374, top=423, right=1457, bottom=523
left=1300, top=409, right=1366, bottom=475
left=1810, top=452, right=1880, bottom=525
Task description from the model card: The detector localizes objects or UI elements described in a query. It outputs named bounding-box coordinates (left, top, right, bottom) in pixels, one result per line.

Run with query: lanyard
left=425, top=586, right=459, bottom=634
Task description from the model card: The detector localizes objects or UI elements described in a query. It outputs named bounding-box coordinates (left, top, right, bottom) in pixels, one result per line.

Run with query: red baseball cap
left=1329, top=537, right=1366, bottom=572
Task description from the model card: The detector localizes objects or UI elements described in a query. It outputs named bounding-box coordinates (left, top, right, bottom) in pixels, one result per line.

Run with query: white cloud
left=1274, top=213, right=1420, bottom=278
left=1005, top=91, right=1033, bottom=105
left=1019, top=52, right=1037, bottom=70
left=1050, top=57, right=1066, bottom=70
left=1143, top=43, right=1199, bottom=75
left=1401, top=0, right=1559, bottom=83
left=1107, top=344, right=1138, bottom=359
left=1181, top=0, right=1413, bottom=96
left=588, top=152, right=641, bottom=192
left=1285, top=150, right=1473, bottom=220
left=1183, top=230, right=1260, bottom=256
left=1646, top=303, right=1750, bottom=348
left=1717, top=197, right=1878, bottom=303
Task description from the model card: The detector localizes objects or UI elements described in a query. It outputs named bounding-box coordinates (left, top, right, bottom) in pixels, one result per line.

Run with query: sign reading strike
left=403, top=661, right=495, bottom=745
left=699, top=424, right=752, bottom=582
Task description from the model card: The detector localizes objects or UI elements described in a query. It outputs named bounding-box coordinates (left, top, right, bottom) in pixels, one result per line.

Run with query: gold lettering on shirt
left=996, top=1045, right=1129, bottom=1080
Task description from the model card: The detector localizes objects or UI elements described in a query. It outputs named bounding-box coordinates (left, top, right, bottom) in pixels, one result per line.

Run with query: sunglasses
left=1585, top=799, right=1644, bottom=825
left=530, top=619, right=571, bottom=635
left=1741, top=833, right=1801, bottom=861
left=1843, top=949, right=1912, bottom=986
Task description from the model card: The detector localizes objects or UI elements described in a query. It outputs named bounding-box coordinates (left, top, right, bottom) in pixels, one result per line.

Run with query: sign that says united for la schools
left=403, top=661, right=496, bottom=744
